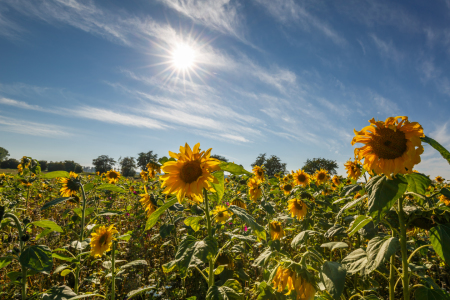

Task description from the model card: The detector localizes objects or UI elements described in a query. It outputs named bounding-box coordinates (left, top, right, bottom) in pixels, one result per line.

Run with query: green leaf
left=184, top=216, right=203, bottom=232
left=320, top=261, right=347, bottom=300
left=126, top=286, right=157, bottom=299
left=219, top=162, right=252, bottom=176
left=67, top=294, right=106, bottom=299
left=97, top=210, right=124, bottom=216
left=405, top=172, right=431, bottom=195
left=206, top=279, right=244, bottom=300
left=52, top=252, right=76, bottom=263
left=211, top=171, right=225, bottom=201
left=430, top=224, right=450, bottom=265
left=20, top=245, right=53, bottom=272
left=31, top=219, right=63, bottom=233
left=159, top=224, right=175, bottom=239
left=73, top=207, right=95, bottom=218
left=347, top=216, right=373, bottom=237
left=341, top=184, right=363, bottom=197
left=61, top=269, right=72, bottom=276
left=53, top=264, right=69, bottom=274
left=320, top=242, right=348, bottom=251
left=421, top=135, right=450, bottom=165
left=42, top=171, right=69, bottom=179
left=41, top=197, right=73, bottom=210
left=83, top=183, right=94, bottom=192
left=120, top=260, right=148, bottom=269
left=35, top=228, right=53, bottom=241
left=252, top=248, right=273, bottom=267
left=225, top=232, right=257, bottom=243
left=366, top=175, right=408, bottom=224
left=365, top=236, right=400, bottom=274
left=42, top=285, right=77, bottom=300
left=0, top=256, right=13, bottom=269
left=95, top=183, right=125, bottom=193
left=341, top=249, right=368, bottom=275
left=228, top=205, right=266, bottom=240
left=291, top=230, right=320, bottom=248
left=415, top=286, right=450, bottom=299
left=145, top=197, right=177, bottom=231
left=336, top=196, right=366, bottom=219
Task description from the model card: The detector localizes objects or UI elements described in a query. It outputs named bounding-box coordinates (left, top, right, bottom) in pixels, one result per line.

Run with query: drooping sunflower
left=293, top=170, right=310, bottom=187
left=293, top=274, right=316, bottom=300
left=19, top=179, right=32, bottom=187
left=253, top=165, right=265, bottom=181
left=105, top=170, right=121, bottom=184
left=140, top=189, right=157, bottom=217
left=96, top=172, right=100, bottom=176
left=17, top=164, right=23, bottom=175
left=140, top=170, right=149, bottom=181
left=160, top=143, right=220, bottom=203
left=281, top=183, right=294, bottom=195
left=272, top=267, right=316, bottom=300
left=215, top=252, right=234, bottom=269
left=89, top=224, right=118, bottom=257
left=331, top=175, right=341, bottom=186
left=436, top=176, right=445, bottom=184
left=231, top=198, right=247, bottom=209
left=352, top=116, right=424, bottom=178
left=59, top=172, right=80, bottom=197
left=314, top=169, right=329, bottom=185
left=439, top=194, right=450, bottom=206
left=288, top=199, right=307, bottom=220
left=247, top=177, right=262, bottom=202
left=147, top=162, right=161, bottom=174
left=344, top=159, right=362, bottom=181
left=212, top=205, right=232, bottom=224
left=269, top=221, right=284, bottom=240
left=20, top=156, right=31, bottom=168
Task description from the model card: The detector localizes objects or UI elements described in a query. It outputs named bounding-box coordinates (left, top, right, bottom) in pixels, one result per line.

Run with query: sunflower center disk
left=318, top=174, right=325, bottom=180
left=180, top=161, right=203, bottom=183
left=98, top=233, right=108, bottom=245
left=293, top=201, right=303, bottom=210
left=297, top=174, right=306, bottom=182
left=371, top=128, right=407, bottom=159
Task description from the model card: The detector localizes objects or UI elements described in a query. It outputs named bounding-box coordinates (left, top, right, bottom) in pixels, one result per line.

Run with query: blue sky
left=1, top=0, right=450, bottom=178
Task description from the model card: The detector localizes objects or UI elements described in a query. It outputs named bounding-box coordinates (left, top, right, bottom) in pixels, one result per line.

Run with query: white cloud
left=0, top=8, right=24, bottom=38
left=0, top=97, right=46, bottom=111
left=370, top=91, right=399, bottom=115
left=370, top=34, right=403, bottom=63
left=0, top=115, right=71, bottom=137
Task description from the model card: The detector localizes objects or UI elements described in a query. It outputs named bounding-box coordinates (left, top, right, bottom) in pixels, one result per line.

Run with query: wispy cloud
left=0, top=8, right=24, bottom=38
left=370, top=34, right=403, bottom=63
left=0, top=97, right=47, bottom=111
left=0, top=114, right=71, bottom=137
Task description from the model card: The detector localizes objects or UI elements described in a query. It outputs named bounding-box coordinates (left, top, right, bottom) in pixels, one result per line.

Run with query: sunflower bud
left=20, top=234, right=30, bottom=242
left=23, top=217, right=31, bottom=225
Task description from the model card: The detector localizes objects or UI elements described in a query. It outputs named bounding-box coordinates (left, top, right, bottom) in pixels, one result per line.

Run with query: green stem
left=5, top=213, right=26, bottom=300
left=111, top=241, right=116, bottom=300
left=389, top=230, right=396, bottom=300
left=203, top=189, right=214, bottom=288
left=166, top=209, right=178, bottom=247
left=398, top=197, right=409, bottom=300
left=407, top=244, right=431, bottom=263
left=74, top=184, right=88, bottom=294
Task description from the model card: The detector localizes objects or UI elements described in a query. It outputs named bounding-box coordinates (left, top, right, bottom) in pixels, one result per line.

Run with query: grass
left=0, top=168, right=19, bottom=175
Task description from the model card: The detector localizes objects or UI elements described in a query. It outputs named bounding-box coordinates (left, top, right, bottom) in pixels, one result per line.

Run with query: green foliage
left=206, top=279, right=244, bottom=300
left=20, top=245, right=53, bottom=272
left=0, top=147, right=9, bottom=162
left=251, top=153, right=287, bottom=177
left=92, top=155, right=116, bottom=173
left=320, top=261, right=346, bottom=300
left=421, top=135, right=450, bottom=165
left=137, top=151, right=158, bottom=171
left=119, top=156, right=137, bottom=177
left=430, top=224, right=450, bottom=265
left=302, top=158, right=338, bottom=175
left=211, top=154, right=229, bottom=162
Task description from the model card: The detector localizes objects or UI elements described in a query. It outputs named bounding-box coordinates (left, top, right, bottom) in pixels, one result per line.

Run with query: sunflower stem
left=75, top=183, right=87, bottom=294
left=389, top=229, right=396, bottom=300
left=203, top=189, right=214, bottom=288
left=111, top=241, right=116, bottom=300
left=398, top=197, right=410, bottom=300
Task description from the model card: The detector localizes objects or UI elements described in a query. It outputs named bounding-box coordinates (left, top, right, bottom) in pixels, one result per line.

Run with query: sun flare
left=172, top=44, right=196, bottom=70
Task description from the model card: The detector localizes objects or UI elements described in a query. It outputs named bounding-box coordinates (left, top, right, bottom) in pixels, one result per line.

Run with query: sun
left=172, top=44, right=196, bottom=70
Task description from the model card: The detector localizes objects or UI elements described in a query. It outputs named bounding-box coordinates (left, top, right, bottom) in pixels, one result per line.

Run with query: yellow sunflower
left=253, top=165, right=265, bottom=181
left=288, top=199, right=307, bottom=220
left=352, top=116, right=424, bottom=178
left=89, top=224, right=118, bottom=257
left=140, top=189, right=157, bottom=217
left=293, top=170, right=310, bottom=187
left=160, top=143, right=220, bottom=203
left=281, top=183, right=294, bottom=195
left=96, top=172, right=100, bottom=175
left=212, top=205, right=232, bottom=224
left=331, top=175, right=341, bottom=186
left=105, top=170, right=121, bottom=184
left=19, top=179, right=32, bottom=187
left=436, top=176, right=445, bottom=184
left=439, top=194, right=450, bottom=206
left=247, top=177, right=262, bottom=202
left=17, top=164, right=23, bottom=175
left=344, top=159, right=362, bottom=181
left=20, top=156, right=31, bottom=168
left=59, top=172, right=80, bottom=197
left=231, top=198, right=247, bottom=209
left=272, top=267, right=316, bottom=299
left=314, top=169, right=329, bottom=185
left=269, top=221, right=284, bottom=240
left=140, top=170, right=149, bottom=181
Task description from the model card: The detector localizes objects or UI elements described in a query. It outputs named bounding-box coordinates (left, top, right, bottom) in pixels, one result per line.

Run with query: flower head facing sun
left=160, top=143, right=221, bottom=203
left=331, top=175, right=342, bottom=186
left=293, top=170, right=310, bottom=187
left=59, top=172, right=80, bottom=197
left=314, top=169, right=329, bottom=185
left=90, top=224, right=118, bottom=257
left=106, top=170, right=121, bottom=184
left=344, top=159, right=362, bottom=181
left=212, top=205, right=232, bottom=224
left=247, top=177, right=262, bottom=202
left=252, top=165, right=265, bottom=181
left=435, top=176, right=445, bottom=184
left=288, top=199, right=308, bottom=220
left=269, top=221, right=285, bottom=240
left=140, top=187, right=157, bottom=217
left=281, top=183, right=294, bottom=195
left=352, top=116, right=424, bottom=178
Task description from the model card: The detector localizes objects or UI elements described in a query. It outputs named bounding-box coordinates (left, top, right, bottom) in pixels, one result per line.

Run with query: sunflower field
left=1, top=116, right=450, bottom=300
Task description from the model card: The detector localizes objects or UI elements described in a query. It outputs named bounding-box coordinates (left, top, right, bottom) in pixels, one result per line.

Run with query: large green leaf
left=320, top=242, right=348, bottom=251
left=341, top=249, right=368, bottom=275
left=336, top=196, right=366, bottom=219
left=95, top=183, right=125, bottom=193
left=415, top=286, right=450, bottom=299
left=252, top=248, right=273, bottom=267
left=211, top=171, right=225, bottom=201
left=340, top=184, right=363, bottom=197
left=291, top=230, right=320, bottom=248
left=366, top=175, right=408, bottom=224
left=0, top=256, right=13, bottom=269
left=320, top=261, right=346, bottom=300
left=42, top=171, right=69, bottom=179
left=405, top=172, right=431, bottom=195
left=126, top=286, right=157, bottom=299
left=120, top=260, right=148, bottom=269
left=31, top=220, right=63, bottom=233
left=365, top=236, right=400, bottom=274
left=184, top=216, right=203, bottom=232
left=20, top=245, right=53, bottom=272
left=159, top=224, right=175, bottom=238
left=347, top=216, right=373, bottom=237
left=41, top=197, right=73, bottom=210
left=228, top=205, right=266, bottom=240
left=42, top=285, right=77, bottom=300
left=430, top=224, right=450, bottom=265
left=421, top=135, right=450, bottom=165
left=219, top=162, right=252, bottom=176
left=145, top=197, right=177, bottom=231
left=206, top=279, right=244, bottom=300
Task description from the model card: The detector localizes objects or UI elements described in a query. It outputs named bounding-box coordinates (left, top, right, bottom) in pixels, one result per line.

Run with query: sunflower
left=272, top=267, right=316, bottom=300
left=439, top=194, right=450, bottom=206
left=269, top=221, right=284, bottom=240
left=105, top=170, right=121, bottom=184
left=253, top=165, right=265, bottom=181
left=96, top=172, right=100, bottom=175
left=215, top=252, right=234, bottom=269
left=293, top=170, right=310, bottom=187
left=89, top=224, right=118, bottom=257
left=231, top=198, right=247, bottom=209
left=19, top=179, right=32, bottom=187
left=331, top=175, right=341, bottom=186
left=344, top=159, right=362, bottom=181
left=160, top=143, right=220, bottom=203
left=314, top=169, right=329, bottom=185
left=59, top=172, right=80, bottom=197
left=354, top=193, right=362, bottom=200
left=140, top=170, right=149, bottom=181
left=247, top=177, right=262, bottom=202
left=17, top=164, right=23, bottom=175
left=20, top=156, right=31, bottom=168
left=288, top=199, right=307, bottom=220
left=212, top=205, right=232, bottom=224
left=140, top=190, right=157, bottom=217
left=147, top=162, right=161, bottom=173
left=352, top=116, right=424, bottom=178
left=436, top=176, right=445, bottom=184
left=281, top=183, right=294, bottom=195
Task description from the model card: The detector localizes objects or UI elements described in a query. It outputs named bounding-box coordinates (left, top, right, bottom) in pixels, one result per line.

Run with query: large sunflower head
left=293, top=170, right=310, bottom=187
left=212, top=205, right=232, bottom=224
left=314, top=169, right=329, bottom=185
left=252, top=165, right=265, bottom=181
left=231, top=198, right=247, bottom=209
left=269, top=221, right=284, bottom=240
left=288, top=199, right=307, bottom=220
left=331, top=175, right=342, bottom=186
left=160, top=143, right=220, bottom=203
left=281, top=183, right=294, bottom=195
left=89, top=224, right=118, bottom=257
left=272, top=266, right=316, bottom=300
left=247, top=177, right=262, bottom=202
left=59, top=172, right=80, bottom=197
left=435, top=176, right=445, bottom=184
left=140, top=190, right=157, bottom=217
left=439, top=194, right=450, bottom=206
left=352, top=116, right=424, bottom=178
left=344, top=159, right=362, bottom=181
left=106, top=170, right=121, bottom=184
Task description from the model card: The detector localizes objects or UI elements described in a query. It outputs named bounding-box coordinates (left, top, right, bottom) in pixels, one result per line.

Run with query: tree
left=48, top=161, right=66, bottom=171
left=137, top=151, right=158, bottom=171
left=210, top=154, right=228, bottom=162
left=0, top=147, right=9, bottom=162
left=39, top=160, right=48, bottom=171
left=251, top=153, right=287, bottom=178
left=120, top=157, right=137, bottom=177
left=0, top=158, right=19, bottom=169
left=302, top=158, right=338, bottom=175
left=92, top=155, right=116, bottom=174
